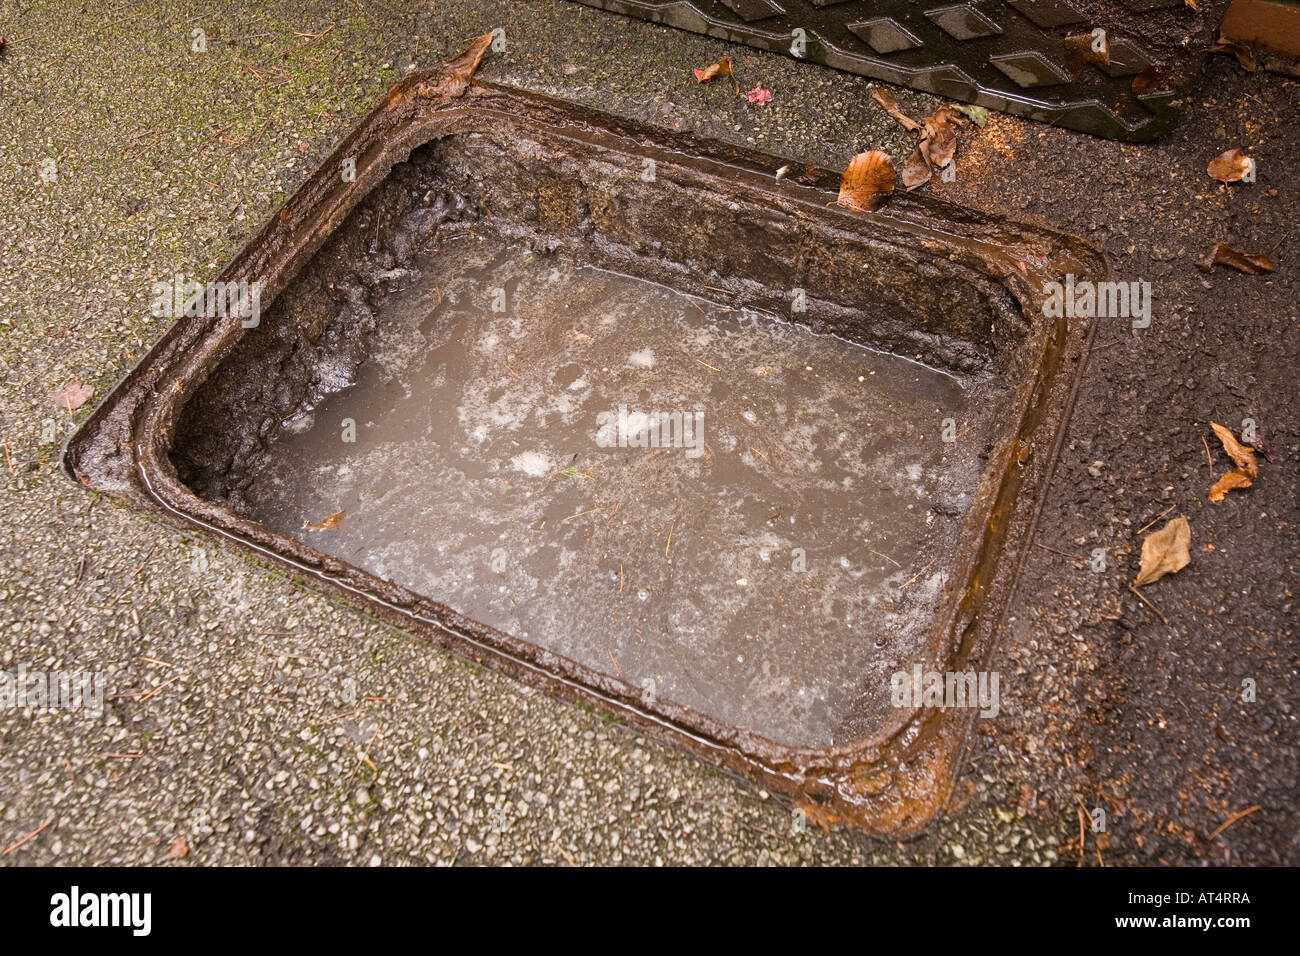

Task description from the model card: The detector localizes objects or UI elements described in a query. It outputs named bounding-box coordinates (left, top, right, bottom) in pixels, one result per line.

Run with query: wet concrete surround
left=2, top=0, right=1300, bottom=868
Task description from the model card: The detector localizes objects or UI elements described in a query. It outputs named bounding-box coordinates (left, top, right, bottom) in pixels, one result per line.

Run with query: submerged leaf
left=1133, top=516, right=1191, bottom=587
left=303, top=511, right=345, bottom=531
left=837, top=150, right=895, bottom=211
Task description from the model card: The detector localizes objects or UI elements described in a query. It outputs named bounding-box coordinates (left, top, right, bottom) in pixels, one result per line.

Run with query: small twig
left=899, top=560, right=935, bottom=589
left=867, top=549, right=901, bottom=568
left=139, top=675, right=181, bottom=702
left=664, top=521, right=675, bottom=559
left=1208, top=805, right=1260, bottom=841
left=1127, top=583, right=1169, bottom=625
left=2, top=817, right=53, bottom=856
left=696, top=358, right=721, bottom=372
left=1202, top=436, right=1214, bottom=476
left=1137, top=504, right=1176, bottom=535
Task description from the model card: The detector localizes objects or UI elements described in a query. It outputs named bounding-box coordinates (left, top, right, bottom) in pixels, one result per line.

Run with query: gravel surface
left=0, top=0, right=1293, bottom=865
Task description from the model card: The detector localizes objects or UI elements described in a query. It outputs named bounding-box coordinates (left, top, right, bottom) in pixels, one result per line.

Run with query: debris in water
left=1207, top=148, right=1254, bottom=183
left=1133, top=516, right=1190, bottom=587
left=49, top=380, right=94, bottom=412
left=837, top=150, right=895, bottom=211
left=302, top=511, right=345, bottom=531
left=1198, top=242, right=1274, bottom=275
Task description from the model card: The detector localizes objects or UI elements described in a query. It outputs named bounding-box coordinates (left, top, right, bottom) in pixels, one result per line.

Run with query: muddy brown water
left=235, top=236, right=993, bottom=747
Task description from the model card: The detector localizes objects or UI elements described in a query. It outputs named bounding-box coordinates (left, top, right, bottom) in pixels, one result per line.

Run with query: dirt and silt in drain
left=171, top=132, right=1015, bottom=749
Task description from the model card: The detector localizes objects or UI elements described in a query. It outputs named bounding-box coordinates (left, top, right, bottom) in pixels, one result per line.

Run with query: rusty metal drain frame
left=64, top=65, right=1105, bottom=835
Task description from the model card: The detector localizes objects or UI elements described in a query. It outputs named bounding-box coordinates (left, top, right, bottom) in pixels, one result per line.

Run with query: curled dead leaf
left=901, top=144, right=932, bottom=190
left=694, top=56, right=739, bottom=94
left=837, top=150, right=895, bottom=212
left=1207, top=148, right=1253, bottom=183
left=1132, top=65, right=1185, bottom=95
left=50, top=380, right=94, bottom=412
left=921, top=107, right=962, bottom=168
left=439, top=34, right=493, bottom=98
left=1210, top=422, right=1258, bottom=478
left=1209, top=470, right=1252, bottom=502
left=1064, top=32, right=1110, bottom=77
left=303, top=511, right=345, bottom=531
left=870, top=86, right=921, bottom=132
left=1133, top=516, right=1191, bottom=587
left=1198, top=242, right=1274, bottom=275
left=1210, top=37, right=1257, bottom=72
left=1207, top=421, right=1258, bottom=502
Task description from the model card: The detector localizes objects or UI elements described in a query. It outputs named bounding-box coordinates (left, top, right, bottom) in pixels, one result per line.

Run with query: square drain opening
left=66, top=71, right=1104, bottom=833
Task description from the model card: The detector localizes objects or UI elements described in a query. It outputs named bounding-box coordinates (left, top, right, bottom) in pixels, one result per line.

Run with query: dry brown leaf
left=1198, top=242, right=1274, bottom=275
left=901, top=144, right=932, bottom=190
left=1209, top=470, right=1253, bottom=502
left=439, top=34, right=493, bottom=98
left=921, top=108, right=961, bottom=168
left=1133, top=515, right=1191, bottom=587
left=303, top=511, right=345, bottom=531
left=1210, top=422, right=1258, bottom=478
left=49, top=380, right=94, bottom=412
left=166, top=836, right=189, bottom=860
left=870, top=86, right=921, bottom=132
left=694, top=56, right=739, bottom=94
left=1207, top=148, right=1253, bottom=183
left=1064, top=32, right=1110, bottom=77
left=1210, top=37, right=1257, bottom=71
left=837, top=150, right=895, bottom=211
